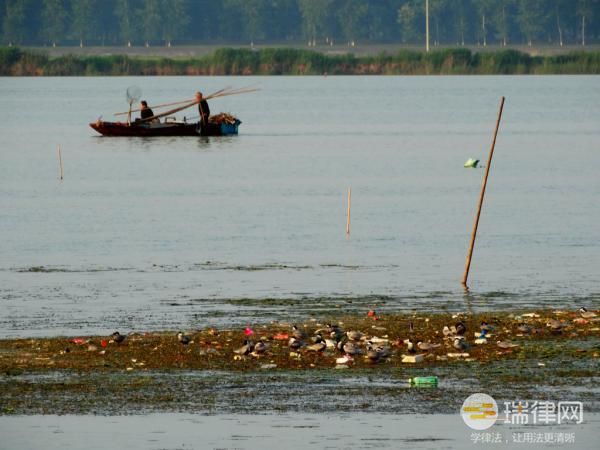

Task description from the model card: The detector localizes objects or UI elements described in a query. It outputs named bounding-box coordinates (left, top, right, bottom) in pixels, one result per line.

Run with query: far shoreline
left=2, top=46, right=599, bottom=76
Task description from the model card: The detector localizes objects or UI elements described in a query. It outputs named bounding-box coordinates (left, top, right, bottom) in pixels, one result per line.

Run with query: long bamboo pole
left=132, top=88, right=261, bottom=124
left=114, top=87, right=230, bottom=116
left=115, top=98, right=195, bottom=116
left=57, top=144, right=63, bottom=181
left=461, top=96, right=505, bottom=287
left=114, top=86, right=257, bottom=116
left=127, top=100, right=132, bottom=125
left=346, top=187, right=352, bottom=236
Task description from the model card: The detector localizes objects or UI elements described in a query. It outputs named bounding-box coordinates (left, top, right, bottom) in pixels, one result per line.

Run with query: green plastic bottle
left=409, top=376, right=439, bottom=386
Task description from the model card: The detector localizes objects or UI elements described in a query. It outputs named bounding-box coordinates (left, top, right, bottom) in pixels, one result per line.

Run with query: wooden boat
left=89, top=118, right=241, bottom=137
left=90, top=85, right=256, bottom=137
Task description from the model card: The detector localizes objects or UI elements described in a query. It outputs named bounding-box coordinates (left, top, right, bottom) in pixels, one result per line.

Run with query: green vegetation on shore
left=2, top=46, right=600, bottom=76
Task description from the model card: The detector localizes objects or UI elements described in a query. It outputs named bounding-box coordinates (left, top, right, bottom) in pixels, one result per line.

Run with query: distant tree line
left=1, top=0, right=598, bottom=47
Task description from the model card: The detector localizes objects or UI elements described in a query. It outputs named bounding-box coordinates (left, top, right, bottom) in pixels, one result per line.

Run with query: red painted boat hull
left=89, top=120, right=240, bottom=137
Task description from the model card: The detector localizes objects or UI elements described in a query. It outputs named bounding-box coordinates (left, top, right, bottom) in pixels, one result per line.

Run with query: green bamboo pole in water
left=462, top=96, right=505, bottom=287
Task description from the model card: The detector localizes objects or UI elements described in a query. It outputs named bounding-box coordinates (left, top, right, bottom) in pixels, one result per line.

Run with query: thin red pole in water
left=462, top=96, right=505, bottom=287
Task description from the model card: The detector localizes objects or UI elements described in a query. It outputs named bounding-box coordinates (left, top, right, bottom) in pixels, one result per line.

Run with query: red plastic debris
left=273, top=333, right=289, bottom=340
left=70, top=338, right=86, bottom=345
left=367, top=310, right=376, bottom=317
left=244, top=327, right=254, bottom=336
left=100, top=340, right=108, bottom=348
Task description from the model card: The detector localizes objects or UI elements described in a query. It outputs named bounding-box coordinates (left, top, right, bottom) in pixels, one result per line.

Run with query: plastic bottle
left=409, top=376, right=438, bottom=387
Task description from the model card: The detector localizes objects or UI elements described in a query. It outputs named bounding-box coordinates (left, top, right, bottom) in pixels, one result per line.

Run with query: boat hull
left=90, top=120, right=240, bottom=137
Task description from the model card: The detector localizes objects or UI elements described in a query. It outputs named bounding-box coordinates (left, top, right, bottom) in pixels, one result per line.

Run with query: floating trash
left=402, top=354, right=424, bottom=363
left=464, top=158, right=480, bottom=168
left=260, top=363, right=277, bottom=370
left=409, top=376, right=438, bottom=387
left=336, top=355, right=353, bottom=364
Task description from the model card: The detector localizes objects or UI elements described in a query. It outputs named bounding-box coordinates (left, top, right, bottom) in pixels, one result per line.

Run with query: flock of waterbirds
left=103, top=307, right=597, bottom=367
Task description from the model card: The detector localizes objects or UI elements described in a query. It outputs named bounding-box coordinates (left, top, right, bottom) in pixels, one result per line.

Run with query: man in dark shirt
left=140, top=100, right=155, bottom=120
left=195, top=91, right=210, bottom=127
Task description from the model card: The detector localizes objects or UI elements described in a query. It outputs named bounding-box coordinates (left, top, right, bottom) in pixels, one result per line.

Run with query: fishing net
left=126, top=85, right=142, bottom=103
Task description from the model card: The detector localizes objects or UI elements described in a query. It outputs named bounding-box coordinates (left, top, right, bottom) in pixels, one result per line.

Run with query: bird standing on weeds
left=453, top=337, right=468, bottom=351
left=579, top=307, right=597, bottom=319
left=234, top=339, right=254, bottom=355
left=405, top=338, right=417, bottom=354
left=177, top=332, right=191, bottom=345
left=111, top=331, right=125, bottom=344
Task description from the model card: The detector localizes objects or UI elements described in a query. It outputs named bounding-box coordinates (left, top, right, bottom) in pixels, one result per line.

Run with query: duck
left=453, top=337, right=469, bottom=351
left=346, top=330, right=363, bottom=341
left=310, top=333, right=323, bottom=343
left=404, top=338, right=417, bottom=354
left=288, top=336, right=303, bottom=350
left=497, top=340, right=520, bottom=350
left=516, top=323, right=532, bottom=334
left=546, top=319, right=564, bottom=332
left=111, top=331, right=126, bottom=344
left=291, top=325, right=307, bottom=340
left=306, top=336, right=326, bottom=352
left=253, top=341, right=268, bottom=354
left=320, top=323, right=344, bottom=341
left=177, top=332, right=191, bottom=345
left=337, top=339, right=361, bottom=355
left=455, top=322, right=467, bottom=336
left=579, top=307, right=597, bottom=319
left=417, top=341, right=441, bottom=351
left=234, top=339, right=254, bottom=355
left=366, top=341, right=391, bottom=362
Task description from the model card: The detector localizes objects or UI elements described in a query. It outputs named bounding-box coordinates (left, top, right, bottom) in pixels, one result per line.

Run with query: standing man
left=195, top=91, right=210, bottom=129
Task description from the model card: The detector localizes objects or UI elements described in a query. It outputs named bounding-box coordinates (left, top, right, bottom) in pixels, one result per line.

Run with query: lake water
left=2, top=412, right=599, bottom=450
left=1, top=75, right=599, bottom=337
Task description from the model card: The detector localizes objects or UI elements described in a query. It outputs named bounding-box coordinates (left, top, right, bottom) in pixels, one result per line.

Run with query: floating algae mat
left=0, top=308, right=598, bottom=414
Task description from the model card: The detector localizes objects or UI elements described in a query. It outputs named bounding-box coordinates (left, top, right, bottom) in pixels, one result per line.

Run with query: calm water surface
left=1, top=76, right=599, bottom=337
left=2, top=413, right=599, bottom=450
